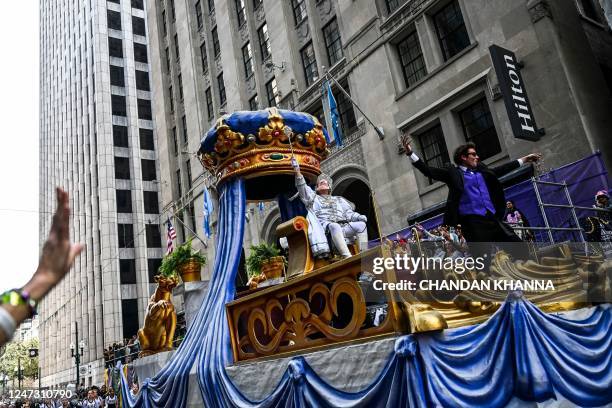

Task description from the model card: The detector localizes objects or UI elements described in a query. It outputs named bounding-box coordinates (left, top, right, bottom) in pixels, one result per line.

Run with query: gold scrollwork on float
left=227, top=249, right=404, bottom=362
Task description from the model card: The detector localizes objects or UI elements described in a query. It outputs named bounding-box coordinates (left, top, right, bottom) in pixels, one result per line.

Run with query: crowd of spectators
left=386, top=223, right=469, bottom=260
left=0, top=383, right=130, bottom=407
left=103, top=336, right=140, bottom=368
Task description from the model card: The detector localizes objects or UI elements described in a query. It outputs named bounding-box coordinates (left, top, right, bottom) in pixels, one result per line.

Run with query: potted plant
left=246, top=243, right=287, bottom=284
left=159, top=239, right=207, bottom=283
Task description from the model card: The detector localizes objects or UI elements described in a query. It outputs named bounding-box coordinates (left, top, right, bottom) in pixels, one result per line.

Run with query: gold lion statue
left=138, top=275, right=179, bottom=357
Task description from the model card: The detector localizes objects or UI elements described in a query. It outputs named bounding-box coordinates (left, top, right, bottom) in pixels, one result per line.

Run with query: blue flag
left=326, top=81, right=343, bottom=146
left=203, top=187, right=213, bottom=238
left=258, top=202, right=265, bottom=214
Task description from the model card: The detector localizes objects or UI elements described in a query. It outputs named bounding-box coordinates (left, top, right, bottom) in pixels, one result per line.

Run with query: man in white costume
left=292, top=158, right=368, bottom=258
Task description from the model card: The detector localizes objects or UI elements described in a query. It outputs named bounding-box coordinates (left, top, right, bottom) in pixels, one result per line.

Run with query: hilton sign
left=489, top=45, right=543, bottom=141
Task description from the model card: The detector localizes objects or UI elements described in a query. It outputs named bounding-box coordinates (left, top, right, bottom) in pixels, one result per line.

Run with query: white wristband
left=0, top=306, right=16, bottom=340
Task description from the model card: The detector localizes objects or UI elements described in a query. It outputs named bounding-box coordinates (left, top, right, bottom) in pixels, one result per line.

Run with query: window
left=266, top=77, right=279, bottom=107
left=200, top=43, right=208, bottom=74
left=134, top=43, right=148, bottom=63
left=176, top=169, right=182, bottom=197
left=178, top=74, right=184, bottom=100
left=113, top=125, right=129, bottom=147
left=323, top=18, right=343, bottom=67
left=292, top=0, right=307, bottom=25
left=195, top=1, right=204, bottom=28
left=459, top=98, right=501, bottom=161
left=258, top=23, right=271, bottom=61
left=116, top=190, right=132, bottom=213
left=147, top=258, right=163, bottom=283
left=416, top=124, right=451, bottom=185
left=112, top=95, right=127, bottom=116
left=118, top=224, right=134, bottom=248
left=109, top=37, right=123, bottom=58
left=119, top=259, right=137, bottom=284
left=205, top=88, right=214, bottom=119
left=433, top=0, right=470, bottom=61
left=145, top=224, right=162, bottom=248
left=135, top=70, right=150, bottom=91
left=249, top=94, right=259, bottom=110
left=335, top=81, right=357, bottom=136
left=174, top=34, right=180, bottom=61
left=110, top=65, right=125, bottom=87
left=165, top=47, right=171, bottom=71
left=162, top=10, right=167, bottom=36
left=208, top=0, right=215, bottom=14
left=235, top=0, right=246, bottom=27
left=132, top=16, right=146, bottom=36
left=131, top=0, right=144, bottom=9
left=120, top=298, right=141, bottom=340
left=242, top=42, right=254, bottom=79
left=186, top=159, right=193, bottom=189
left=107, top=10, right=122, bottom=30
left=141, top=159, right=157, bottom=181
left=308, top=102, right=325, bottom=127
left=212, top=27, right=220, bottom=58
left=172, top=127, right=178, bottom=155
left=187, top=203, right=196, bottom=232
left=121, top=299, right=139, bottom=340
left=169, top=86, right=174, bottom=112
left=397, top=30, right=427, bottom=88
left=181, top=115, right=188, bottom=143
left=137, top=98, right=152, bottom=120
left=114, top=156, right=131, bottom=179
left=386, top=0, right=407, bottom=14
left=169, top=0, right=176, bottom=21
left=218, top=73, right=226, bottom=106
left=139, top=128, right=154, bottom=150
left=253, top=0, right=263, bottom=9
left=143, top=191, right=160, bottom=214
left=108, top=0, right=120, bottom=3
left=301, top=42, right=318, bottom=86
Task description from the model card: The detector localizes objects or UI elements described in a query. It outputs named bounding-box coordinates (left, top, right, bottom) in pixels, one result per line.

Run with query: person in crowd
left=82, top=389, right=101, bottom=408
left=0, top=188, right=84, bottom=347
left=104, top=388, right=117, bottom=408
left=401, top=136, right=541, bottom=243
left=503, top=200, right=534, bottom=241
left=594, top=190, right=612, bottom=221
left=130, top=382, right=140, bottom=398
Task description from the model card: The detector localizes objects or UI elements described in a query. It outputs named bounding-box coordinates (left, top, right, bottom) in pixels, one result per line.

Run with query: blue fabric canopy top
left=122, top=177, right=612, bottom=408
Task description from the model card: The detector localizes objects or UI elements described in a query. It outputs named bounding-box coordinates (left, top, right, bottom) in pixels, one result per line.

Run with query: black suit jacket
left=412, top=158, right=521, bottom=226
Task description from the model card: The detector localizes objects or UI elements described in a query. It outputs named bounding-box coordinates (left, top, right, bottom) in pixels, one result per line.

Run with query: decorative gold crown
left=197, top=108, right=329, bottom=196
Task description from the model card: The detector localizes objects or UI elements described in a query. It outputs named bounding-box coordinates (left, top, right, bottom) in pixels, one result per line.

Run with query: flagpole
left=172, top=212, right=208, bottom=247
left=324, top=70, right=385, bottom=140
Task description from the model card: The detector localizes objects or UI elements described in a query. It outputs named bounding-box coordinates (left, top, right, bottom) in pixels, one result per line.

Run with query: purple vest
left=458, top=168, right=496, bottom=216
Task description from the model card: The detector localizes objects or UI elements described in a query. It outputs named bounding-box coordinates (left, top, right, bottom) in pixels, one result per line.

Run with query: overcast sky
left=0, top=3, right=40, bottom=293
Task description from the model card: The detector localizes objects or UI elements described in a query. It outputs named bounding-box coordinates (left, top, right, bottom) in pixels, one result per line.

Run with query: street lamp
left=13, top=358, right=23, bottom=389
left=70, top=322, right=86, bottom=389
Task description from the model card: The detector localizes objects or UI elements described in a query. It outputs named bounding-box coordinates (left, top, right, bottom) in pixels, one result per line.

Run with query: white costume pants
left=327, top=221, right=368, bottom=258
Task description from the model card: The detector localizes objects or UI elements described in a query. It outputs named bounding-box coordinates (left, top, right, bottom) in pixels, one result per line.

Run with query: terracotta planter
left=177, top=259, right=202, bottom=282
left=260, top=256, right=285, bottom=279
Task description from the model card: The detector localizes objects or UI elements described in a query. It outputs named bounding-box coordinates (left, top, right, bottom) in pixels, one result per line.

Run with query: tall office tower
left=39, top=0, right=162, bottom=387
left=145, top=0, right=612, bottom=259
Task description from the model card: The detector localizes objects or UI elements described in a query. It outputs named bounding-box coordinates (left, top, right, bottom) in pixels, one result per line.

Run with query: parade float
left=120, top=108, right=611, bottom=407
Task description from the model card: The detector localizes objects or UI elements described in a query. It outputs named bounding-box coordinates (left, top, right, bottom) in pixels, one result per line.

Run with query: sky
left=0, top=3, right=40, bottom=293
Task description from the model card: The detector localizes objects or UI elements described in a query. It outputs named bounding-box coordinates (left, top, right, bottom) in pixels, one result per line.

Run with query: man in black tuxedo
left=401, top=135, right=541, bottom=243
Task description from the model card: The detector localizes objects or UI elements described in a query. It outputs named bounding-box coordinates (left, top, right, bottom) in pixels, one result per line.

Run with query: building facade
left=145, top=0, right=612, bottom=276
left=39, top=0, right=163, bottom=387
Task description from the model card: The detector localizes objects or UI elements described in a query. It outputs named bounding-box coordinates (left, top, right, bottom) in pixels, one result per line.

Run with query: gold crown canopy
left=198, top=108, right=329, bottom=200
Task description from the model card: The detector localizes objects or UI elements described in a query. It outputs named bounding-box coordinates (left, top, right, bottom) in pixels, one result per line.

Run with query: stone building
left=145, top=0, right=612, bottom=282
left=39, top=0, right=163, bottom=387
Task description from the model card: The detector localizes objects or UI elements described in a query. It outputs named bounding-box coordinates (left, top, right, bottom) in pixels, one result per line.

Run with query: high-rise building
left=39, top=0, right=162, bottom=387
left=145, top=0, right=612, bottom=265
